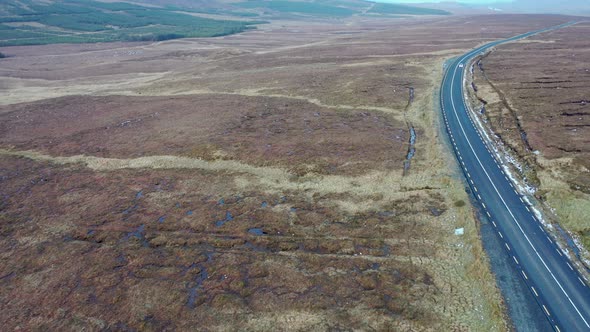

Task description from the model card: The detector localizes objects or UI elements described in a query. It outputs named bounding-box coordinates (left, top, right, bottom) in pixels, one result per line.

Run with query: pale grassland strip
left=137, top=88, right=405, bottom=118
left=0, top=83, right=404, bottom=119
left=0, top=148, right=437, bottom=212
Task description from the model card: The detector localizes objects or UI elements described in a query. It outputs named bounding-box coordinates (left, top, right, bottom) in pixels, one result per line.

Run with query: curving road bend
left=440, top=22, right=590, bottom=332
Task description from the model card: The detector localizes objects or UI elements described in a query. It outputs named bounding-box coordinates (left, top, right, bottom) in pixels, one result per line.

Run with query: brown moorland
left=468, top=21, right=590, bottom=261
left=0, top=14, right=573, bottom=331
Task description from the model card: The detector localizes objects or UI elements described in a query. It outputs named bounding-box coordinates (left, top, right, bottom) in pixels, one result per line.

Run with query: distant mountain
left=114, top=0, right=451, bottom=18
left=0, top=0, right=451, bottom=47
left=391, top=0, right=590, bottom=16
left=0, top=0, right=261, bottom=46
left=494, top=0, right=590, bottom=15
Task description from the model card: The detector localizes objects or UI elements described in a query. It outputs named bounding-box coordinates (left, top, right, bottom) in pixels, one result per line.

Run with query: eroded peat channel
left=403, top=87, right=417, bottom=176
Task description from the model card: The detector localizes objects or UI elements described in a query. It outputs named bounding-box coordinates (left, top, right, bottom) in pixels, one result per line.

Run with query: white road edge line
left=543, top=305, right=551, bottom=316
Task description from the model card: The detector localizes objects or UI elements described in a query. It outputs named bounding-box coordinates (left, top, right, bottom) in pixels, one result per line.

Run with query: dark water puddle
left=217, top=198, right=225, bottom=206
left=87, top=293, right=99, bottom=304
left=114, top=322, right=135, bottom=331
left=382, top=294, right=394, bottom=314
left=186, top=251, right=213, bottom=309
left=403, top=87, right=417, bottom=175
left=378, top=211, right=395, bottom=218
left=122, top=204, right=138, bottom=216
left=477, top=59, right=484, bottom=71
left=113, top=253, right=128, bottom=271
left=157, top=216, right=166, bottom=223
left=126, top=224, right=144, bottom=238
left=270, top=196, right=287, bottom=206
left=248, top=228, right=266, bottom=236
left=186, top=268, right=208, bottom=308
left=429, top=207, right=444, bottom=217
left=186, top=210, right=193, bottom=216
left=403, top=127, right=417, bottom=175
left=180, top=263, right=197, bottom=276
left=244, top=241, right=270, bottom=252
left=215, top=211, right=233, bottom=227
left=382, top=244, right=391, bottom=256
left=261, top=201, right=268, bottom=208
left=123, top=224, right=148, bottom=247
left=0, top=272, right=15, bottom=281
left=555, top=224, right=586, bottom=270
left=122, top=190, right=143, bottom=219
left=116, top=253, right=127, bottom=265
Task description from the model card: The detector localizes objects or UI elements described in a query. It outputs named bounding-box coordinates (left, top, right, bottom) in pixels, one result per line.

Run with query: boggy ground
left=0, top=94, right=407, bottom=177
left=0, top=14, right=573, bottom=331
left=468, top=21, right=590, bottom=263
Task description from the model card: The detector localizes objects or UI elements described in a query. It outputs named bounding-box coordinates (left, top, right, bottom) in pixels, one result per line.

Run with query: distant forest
left=0, top=0, right=450, bottom=47
left=0, top=0, right=262, bottom=46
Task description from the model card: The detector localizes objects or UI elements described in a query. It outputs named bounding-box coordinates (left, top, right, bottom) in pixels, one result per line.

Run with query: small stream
left=403, top=127, right=416, bottom=173
left=554, top=224, right=588, bottom=270
left=403, top=87, right=416, bottom=175
left=186, top=251, right=214, bottom=308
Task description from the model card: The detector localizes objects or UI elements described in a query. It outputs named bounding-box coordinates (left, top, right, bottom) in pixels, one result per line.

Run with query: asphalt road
left=440, top=22, right=590, bottom=332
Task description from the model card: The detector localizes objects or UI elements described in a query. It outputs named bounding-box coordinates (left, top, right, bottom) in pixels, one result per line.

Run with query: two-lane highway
left=440, top=22, right=590, bottom=331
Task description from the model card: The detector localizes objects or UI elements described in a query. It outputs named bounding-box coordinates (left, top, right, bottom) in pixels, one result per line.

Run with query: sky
left=370, top=0, right=590, bottom=15
left=371, top=0, right=513, bottom=3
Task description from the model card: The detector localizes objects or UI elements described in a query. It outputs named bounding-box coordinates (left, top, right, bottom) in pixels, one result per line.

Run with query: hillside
left=232, top=0, right=450, bottom=17
left=498, top=0, right=590, bottom=15
left=415, top=0, right=590, bottom=16
left=0, top=0, right=450, bottom=46
left=0, top=0, right=261, bottom=47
